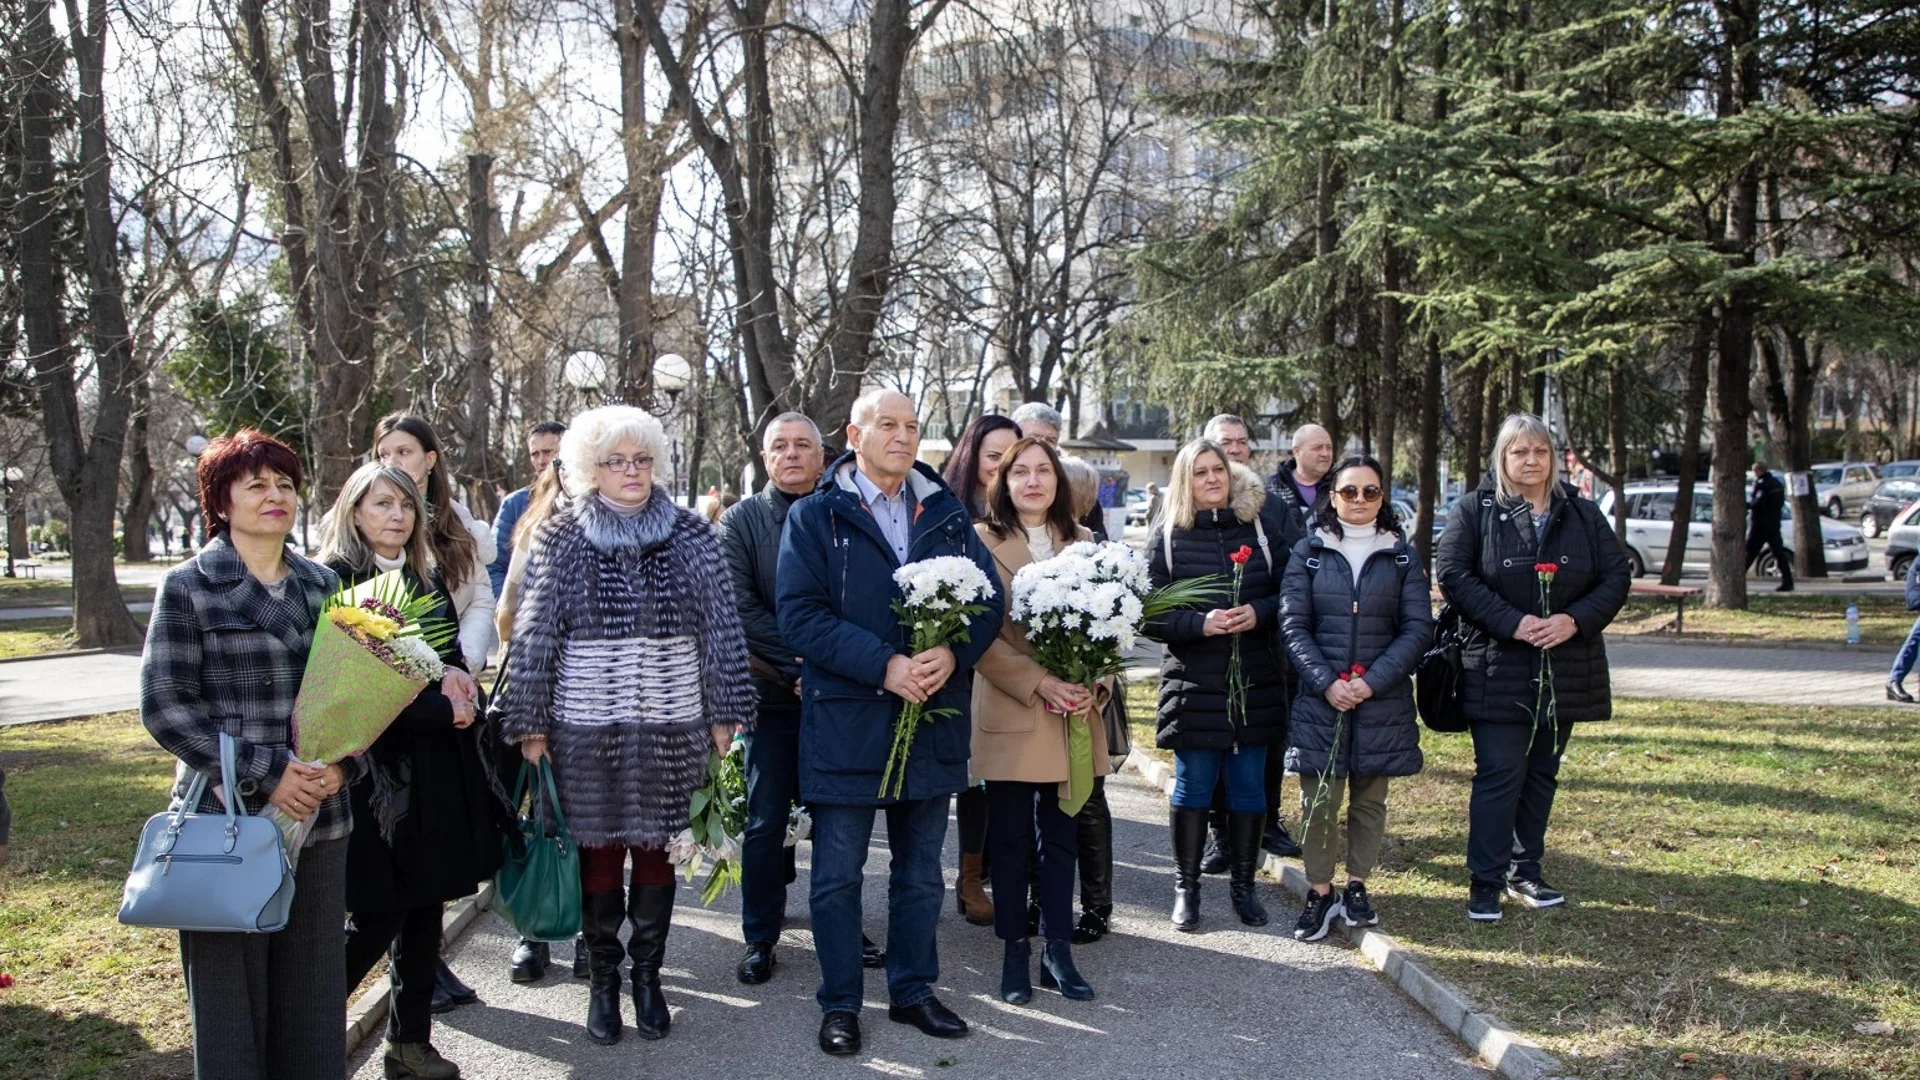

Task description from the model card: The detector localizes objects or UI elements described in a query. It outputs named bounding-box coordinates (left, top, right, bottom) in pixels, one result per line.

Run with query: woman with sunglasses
left=1435, top=414, right=1629, bottom=923
left=1146, top=438, right=1289, bottom=931
left=1279, top=456, right=1433, bottom=941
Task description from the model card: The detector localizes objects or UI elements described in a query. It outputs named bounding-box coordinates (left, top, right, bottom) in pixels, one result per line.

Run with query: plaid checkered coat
left=140, top=535, right=364, bottom=844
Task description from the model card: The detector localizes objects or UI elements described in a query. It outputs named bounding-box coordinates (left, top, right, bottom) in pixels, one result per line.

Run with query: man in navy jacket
left=776, top=389, right=1002, bottom=1057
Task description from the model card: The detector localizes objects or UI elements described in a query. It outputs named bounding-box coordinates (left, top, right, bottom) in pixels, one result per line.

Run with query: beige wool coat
left=969, top=522, right=1114, bottom=790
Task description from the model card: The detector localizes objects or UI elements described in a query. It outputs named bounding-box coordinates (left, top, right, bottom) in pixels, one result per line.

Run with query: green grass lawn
left=0, top=616, right=149, bottom=660
left=1612, top=591, right=1914, bottom=646
left=1123, top=682, right=1920, bottom=1078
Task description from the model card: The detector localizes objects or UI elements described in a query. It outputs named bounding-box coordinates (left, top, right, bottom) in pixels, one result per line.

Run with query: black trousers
left=957, top=786, right=988, bottom=856
left=1466, top=721, right=1572, bottom=887
left=984, top=781, right=1075, bottom=943
left=1746, top=528, right=1792, bottom=583
left=344, top=903, right=443, bottom=1044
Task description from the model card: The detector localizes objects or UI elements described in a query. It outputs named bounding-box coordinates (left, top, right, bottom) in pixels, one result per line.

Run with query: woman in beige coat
left=972, top=436, right=1111, bottom=1007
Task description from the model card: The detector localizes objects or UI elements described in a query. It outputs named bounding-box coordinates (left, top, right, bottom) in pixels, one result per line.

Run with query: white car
left=1598, top=483, right=1870, bottom=579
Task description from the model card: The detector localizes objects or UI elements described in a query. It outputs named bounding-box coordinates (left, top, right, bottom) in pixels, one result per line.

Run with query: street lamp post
left=654, top=353, right=692, bottom=503
left=2, top=467, right=22, bottom=579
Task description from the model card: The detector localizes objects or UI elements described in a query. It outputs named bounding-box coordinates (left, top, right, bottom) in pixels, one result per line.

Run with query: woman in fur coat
left=500, top=405, right=755, bottom=1047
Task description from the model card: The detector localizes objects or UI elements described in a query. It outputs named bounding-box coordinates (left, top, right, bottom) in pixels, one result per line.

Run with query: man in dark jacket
left=1204, top=414, right=1306, bottom=861
left=1746, top=461, right=1793, bottom=592
left=718, top=411, right=846, bottom=985
left=776, top=389, right=1003, bottom=1057
left=488, top=421, right=565, bottom=596
left=1268, top=423, right=1335, bottom=528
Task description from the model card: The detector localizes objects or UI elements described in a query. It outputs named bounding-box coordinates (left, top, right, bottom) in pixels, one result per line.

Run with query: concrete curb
left=1123, top=749, right=1566, bottom=1080
left=344, top=881, right=497, bottom=1057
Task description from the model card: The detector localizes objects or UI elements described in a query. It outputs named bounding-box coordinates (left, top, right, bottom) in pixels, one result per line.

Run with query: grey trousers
left=179, top=835, right=348, bottom=1080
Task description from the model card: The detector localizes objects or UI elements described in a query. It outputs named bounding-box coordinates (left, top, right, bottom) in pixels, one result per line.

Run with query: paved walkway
left=349, top=775, right=1487, bottom=1080
left=0, top=648, right=142, bottom=725
left=1604, top=638, right=1898, bottom=708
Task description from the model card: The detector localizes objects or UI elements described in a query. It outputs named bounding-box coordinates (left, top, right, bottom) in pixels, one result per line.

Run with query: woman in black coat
left=1147, top=439, right=1288, bottom=932
left=319, top=463, right=510, bottom=1080
left=1280, top=456, right=1433, bottom=942
left=1435, top=414, right=1630, bottom=923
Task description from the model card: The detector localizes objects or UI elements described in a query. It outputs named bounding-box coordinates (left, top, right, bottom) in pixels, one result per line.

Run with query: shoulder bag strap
left=1252, top=515, right=1273, bottom=574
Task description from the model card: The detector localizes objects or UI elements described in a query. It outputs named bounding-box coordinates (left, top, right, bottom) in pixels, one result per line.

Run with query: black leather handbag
left=1415, top=604, right=1472, bottom=733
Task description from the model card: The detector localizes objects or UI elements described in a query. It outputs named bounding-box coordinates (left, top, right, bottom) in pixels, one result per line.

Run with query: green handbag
left=495, top=758, right=581, bottom=942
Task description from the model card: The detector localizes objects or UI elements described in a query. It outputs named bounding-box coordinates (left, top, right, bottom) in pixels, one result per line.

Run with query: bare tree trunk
left=1661, top=315, right=1712, bottom=584
left=391, top=207, right=420, bottom=412
left=1460, top=359, right=1487, bottom=491
left=1760, top=331, right=1828, bottom=577
left=463, top=154, right=496, bottom=518
left=1607, top=358, right=1627, bottom=541
left=1706, top=0, right=1761, bottom=611
left=1415, top=331, right=1443, bottom=566
left=123, top=373, right=156, bottom=562
left=23, top=0, right=142, bottom=646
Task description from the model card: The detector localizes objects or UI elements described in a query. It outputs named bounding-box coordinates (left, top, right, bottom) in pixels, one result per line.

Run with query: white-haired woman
left=499, top=405, right=755, bottom=1046
left=1145, top=439, right=1289, bottom=932
left=1435, top=413, right=1629, bottom=923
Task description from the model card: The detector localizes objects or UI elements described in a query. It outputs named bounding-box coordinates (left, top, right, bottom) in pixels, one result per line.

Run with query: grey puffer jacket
left=1281, top=528, right=1433, bottom=778
left=501, top=489, right=755, bottom=849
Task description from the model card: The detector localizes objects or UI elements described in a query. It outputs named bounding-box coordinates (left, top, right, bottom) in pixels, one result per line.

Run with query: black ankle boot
left=999, top=939, right=1032, bottom=1004
left=626, top=883, right=675, bottom=1040
left=1038, top=939, right=1095, bottom=1000
left=1227, top=812, right=1269, bottom=927
left=1170, top=807, right=1208, bottom=932
left=1071, top=904, right=1113, bottom=944
left=581, top=890, right=627, bottom=1045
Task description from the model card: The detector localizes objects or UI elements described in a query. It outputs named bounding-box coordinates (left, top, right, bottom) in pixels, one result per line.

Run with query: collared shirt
left=852, top=467, right=915, bottom=565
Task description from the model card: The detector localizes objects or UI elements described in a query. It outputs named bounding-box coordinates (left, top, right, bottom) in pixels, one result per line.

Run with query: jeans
left=1172, top=747, right=1268, bottom=812
left=740, top=709, right=801, bottom=944
left=1890, top=616, right=1920, bottom=685
left=984, top=781, right=1076, bottom=942
left=809, top=795, right=950, bottom=1013
left=1467, top=720, right=1572, bottom=886
left=344, top=903, right=442, bottom=1044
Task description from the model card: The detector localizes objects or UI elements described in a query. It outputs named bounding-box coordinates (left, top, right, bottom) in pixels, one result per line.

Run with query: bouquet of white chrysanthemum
left=880, top=555, right=996, bottom=799
left=1011, top=541, right=1225, bottom=813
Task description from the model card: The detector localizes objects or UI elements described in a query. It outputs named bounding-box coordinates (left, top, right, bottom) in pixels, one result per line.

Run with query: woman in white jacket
left=371, top=411, right=498, bottom=1014
left=373, top=413, right=496, bottom=673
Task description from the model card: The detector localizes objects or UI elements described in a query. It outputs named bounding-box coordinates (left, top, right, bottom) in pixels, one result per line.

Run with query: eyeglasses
left=1335, top=484, right=1384, bottom=503
left=596, top=456, right=654, bottom=474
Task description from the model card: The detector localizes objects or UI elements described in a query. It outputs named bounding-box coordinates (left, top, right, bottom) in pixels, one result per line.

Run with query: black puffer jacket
left=717, top=482, right=806, bottom=710
left=1281, top=528, right=1433, bottom=778
left=1147, top=464, right=1289, bottom=751
left=1434, top=475, right=1631, bottom=725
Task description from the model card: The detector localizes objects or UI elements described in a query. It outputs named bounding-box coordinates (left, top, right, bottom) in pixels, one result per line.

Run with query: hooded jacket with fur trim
left=1145, top=463, right=1290, bottom=751
left=499, top=489, right=754, bottom=848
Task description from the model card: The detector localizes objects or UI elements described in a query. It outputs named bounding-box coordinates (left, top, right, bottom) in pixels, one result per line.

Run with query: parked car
left=1885, top=500, right=1920, bottom=581
left=1880, top=460, right=1920, bottom=480
left=1811, top=461, right=1880, bottom=519
left=1125, top=488, right=1152, bottom=527
left=1598, top=482, right=1870, bottom=579
left=1859, top=480, right=1920, bottom=538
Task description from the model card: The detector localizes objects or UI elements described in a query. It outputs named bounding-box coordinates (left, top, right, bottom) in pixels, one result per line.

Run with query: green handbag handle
left=512, top=758, right=572, bottom=844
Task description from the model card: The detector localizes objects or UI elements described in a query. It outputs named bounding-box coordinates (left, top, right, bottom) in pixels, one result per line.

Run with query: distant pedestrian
left=1885, top=556, right=1920, bottom=702
left=1435, top=413, right=1630, bottom=924
left=1746, top=461, right=1793, bottom=592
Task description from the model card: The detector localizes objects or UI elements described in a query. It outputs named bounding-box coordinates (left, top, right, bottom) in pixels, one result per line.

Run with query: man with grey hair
left=724, top=412, right=888, bottom=984
left=1010, top=401, right=1063, bottom=445
left=778, top=389, right=1003, bottom=1055
left=1269, top=423, right=1335, bottom=527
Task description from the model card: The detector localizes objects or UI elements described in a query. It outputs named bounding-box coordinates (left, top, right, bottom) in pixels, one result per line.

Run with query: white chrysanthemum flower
left=389, top=635, right=446, bottom=681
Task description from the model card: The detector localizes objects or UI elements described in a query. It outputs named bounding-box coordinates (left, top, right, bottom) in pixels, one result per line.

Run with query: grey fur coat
left=500, top=490, right=754, bottom=849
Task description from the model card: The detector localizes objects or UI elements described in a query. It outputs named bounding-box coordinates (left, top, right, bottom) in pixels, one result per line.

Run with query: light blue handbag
left=118, top=733, right=298, bottom=933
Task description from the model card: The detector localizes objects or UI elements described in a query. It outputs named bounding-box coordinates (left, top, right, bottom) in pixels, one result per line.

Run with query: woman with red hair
left=140, top=429, right=357, bottom=1080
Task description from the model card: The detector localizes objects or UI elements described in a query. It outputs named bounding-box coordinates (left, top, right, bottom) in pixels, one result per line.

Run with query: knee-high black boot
left=1170, top=807, right=1208, bottom=932
left=1228, top=813, right=1270, bottom=927
left=582, top=890, right=627, bottom=1045
left=1073, top=783, right=1114, bottom=943
left=626, top=884, right=675, bottom=1040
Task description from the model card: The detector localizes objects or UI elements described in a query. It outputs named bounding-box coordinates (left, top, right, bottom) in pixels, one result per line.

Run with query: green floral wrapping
left=1060, top=708, right=1095, bottom=818
left=290, top=616, right=428, bottom=764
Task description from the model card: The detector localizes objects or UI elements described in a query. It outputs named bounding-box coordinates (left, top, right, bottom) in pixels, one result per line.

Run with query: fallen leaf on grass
left=1680, top=1052, right=1700, bottom=1064
left=1787, top=1064, right=1813, bottom=1079
left=1854, top=1020, right=1895, bottom=1036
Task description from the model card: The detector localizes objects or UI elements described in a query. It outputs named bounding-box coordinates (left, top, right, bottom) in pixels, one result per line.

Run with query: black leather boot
left=1170, top=807, right=1208, bottom=932
left=626, top=883, right=675, bottom=1040
left=582, top=890, right=627, bottom=1045
left=999, top=938, right=1032, bottom=1005
left=572, top=934, right=589, bottom=979
left=509, top=939, right=549, bottom=984
left=1073, top=786, right=1113, bottom=943
left=1038, top=939, right=1094, bottom=1000
left=1228, top=812, right=1270, bottom=927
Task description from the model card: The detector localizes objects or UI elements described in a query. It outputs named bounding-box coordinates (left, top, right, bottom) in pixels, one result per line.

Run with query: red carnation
left=1351, top=663, right=1366, bottom=676
left=1534, top=562, right=1558, bottom=575
left=1230, top=545, right=1253, bottom=565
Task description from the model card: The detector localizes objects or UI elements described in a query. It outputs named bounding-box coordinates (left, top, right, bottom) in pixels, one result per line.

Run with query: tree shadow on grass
left=0, top=1002, right=192, bottom=1080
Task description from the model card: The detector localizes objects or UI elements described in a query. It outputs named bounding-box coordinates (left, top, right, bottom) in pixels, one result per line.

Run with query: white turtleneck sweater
left=1023, top=523, right=1056, bottom=564
left=1318, top=523, right=1397, bottom=585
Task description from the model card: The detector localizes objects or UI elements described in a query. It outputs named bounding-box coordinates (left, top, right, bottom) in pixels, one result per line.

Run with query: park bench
left=14, top=560, right=42, bottom=579
left=1631, top=580, right=1700, bottom=633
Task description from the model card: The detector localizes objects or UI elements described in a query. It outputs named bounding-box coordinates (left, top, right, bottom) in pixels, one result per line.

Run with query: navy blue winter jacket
left=776, top=453, right=1003, bottom=805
